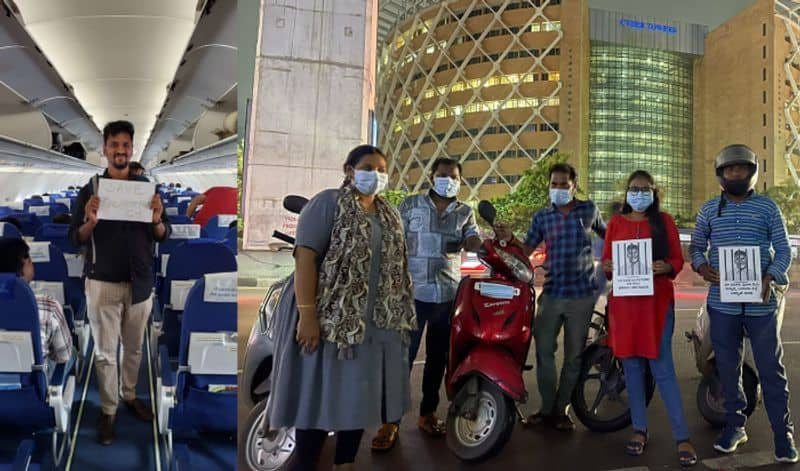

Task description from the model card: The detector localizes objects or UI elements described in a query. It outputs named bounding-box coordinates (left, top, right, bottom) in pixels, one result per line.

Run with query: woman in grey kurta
left=267, top=145, right=416, bottom=470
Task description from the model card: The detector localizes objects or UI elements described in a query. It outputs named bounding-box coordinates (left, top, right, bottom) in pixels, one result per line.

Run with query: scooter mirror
left=283, top=195, right=309, bottom=214
left=478, top=200, right=496, bottom=225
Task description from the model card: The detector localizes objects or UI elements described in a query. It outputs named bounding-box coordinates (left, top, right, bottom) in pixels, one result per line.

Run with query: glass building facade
left=588, top=45, right=693, bottom=217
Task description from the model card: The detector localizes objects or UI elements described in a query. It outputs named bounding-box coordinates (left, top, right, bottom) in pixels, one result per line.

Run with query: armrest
left=49, top=362, right=67, bottom=388
left=12, top=439, right=34, bottom=471
left=159, top=345, right=175, bottom=387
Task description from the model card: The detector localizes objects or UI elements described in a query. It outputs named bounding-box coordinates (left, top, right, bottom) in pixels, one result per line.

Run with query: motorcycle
left=570, top=293, right=655, bottom=432
left=684, top=297, right=777, bottom=427
left=445, top=201, right=536, bottom=461
left=238, top=195, right=307, bottom=471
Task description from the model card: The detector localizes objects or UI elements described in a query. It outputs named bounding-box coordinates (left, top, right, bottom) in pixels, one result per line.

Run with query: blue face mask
left=549, top=188, right=572, bottom=207
left=626, top=191, right=654, bottom=212
left=433, top=176, right=460, bottom=198
left=353, top=170, right=388, bottom=195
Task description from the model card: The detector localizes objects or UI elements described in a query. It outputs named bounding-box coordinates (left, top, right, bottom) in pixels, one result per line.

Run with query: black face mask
left=722, top=178, right=750, bottom=196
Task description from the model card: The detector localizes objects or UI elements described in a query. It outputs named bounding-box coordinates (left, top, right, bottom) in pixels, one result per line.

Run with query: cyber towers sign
left=619, top=18, right=678, bottom=35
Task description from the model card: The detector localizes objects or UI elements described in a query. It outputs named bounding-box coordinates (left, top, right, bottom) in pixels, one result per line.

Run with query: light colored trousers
left=85, top=279, right=152, bottom=415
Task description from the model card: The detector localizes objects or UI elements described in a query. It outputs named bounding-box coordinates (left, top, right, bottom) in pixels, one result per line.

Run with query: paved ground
left=237, top=277, right=800, bottom=471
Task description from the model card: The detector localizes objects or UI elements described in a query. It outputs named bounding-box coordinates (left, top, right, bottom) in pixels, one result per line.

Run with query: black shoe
left=524, top=411, right=553, bottom=427
left=123, top=398, right=154, bottom=422
left=97, top=413, right=115, bottom=445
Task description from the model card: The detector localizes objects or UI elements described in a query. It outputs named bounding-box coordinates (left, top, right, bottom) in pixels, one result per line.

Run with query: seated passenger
left=52, top=213, right=72, bottom=225
left=185, top=186, right=237, bottom=227
left=0, top=238, right=73, bottom=367
left=128, top=161, right=145, bottom=177
left=0, top=216, right=22, bottom=231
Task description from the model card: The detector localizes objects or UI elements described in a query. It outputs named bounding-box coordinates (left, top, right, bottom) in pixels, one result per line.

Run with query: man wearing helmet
left=690, top=144, right=796, bottom=463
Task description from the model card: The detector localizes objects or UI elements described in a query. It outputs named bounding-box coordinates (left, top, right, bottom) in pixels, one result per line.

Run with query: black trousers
left=408, top=300, right=453, bottom=416
left=291, top=429, right=364, bottom=469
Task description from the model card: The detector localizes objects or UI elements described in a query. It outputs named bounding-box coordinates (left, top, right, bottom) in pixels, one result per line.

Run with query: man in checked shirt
left=494, top=162, right=605, bottom=430
left=0, top=238, right=73, bottom=371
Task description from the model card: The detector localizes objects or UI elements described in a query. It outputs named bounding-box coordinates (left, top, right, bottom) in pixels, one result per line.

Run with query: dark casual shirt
left=68, top=170, right=171, bottom=304
left=525, top=200, right=606, bottom=299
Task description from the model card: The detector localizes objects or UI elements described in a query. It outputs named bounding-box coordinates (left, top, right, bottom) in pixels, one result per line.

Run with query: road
left=238, top=286, right=800, bottom=470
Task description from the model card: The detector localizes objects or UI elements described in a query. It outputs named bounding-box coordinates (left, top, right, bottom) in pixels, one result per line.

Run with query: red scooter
left=445, top=201, right=536, bottom=461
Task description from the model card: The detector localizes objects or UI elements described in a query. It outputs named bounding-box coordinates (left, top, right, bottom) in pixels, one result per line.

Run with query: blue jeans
left=708, top=306, right=793, bottom=436
left=622, top=306, right=690, bottom=441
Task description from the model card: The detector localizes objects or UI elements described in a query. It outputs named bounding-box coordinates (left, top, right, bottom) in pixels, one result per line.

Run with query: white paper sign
left=177, top=196, right=192, bottom=203
left=612, top=238, right=654, bottom=297
left=719, top=246, right=762, bottom=303
left=166, top=207, right=179, bottom=216
left=29, top=206, right=49, bottom=217
left=0, top=331, right=34, bottom=373
left=170, top=224, right=201, bottom=239
left=217, top=214, right=236, bottom=227
left=64, top=253, right=84, bottom=278
left=170, top=279, right=197, bottom=310
left=56, top=198, right=71, bottom=210
left=187, top=332, right=237, bottom=375
left=160, top=254, right=170, bottom=277
left=28, top=242, right=50, bottom=263
left=30, top=281, right=65, bottom=306
left=204, top=272, right=237, bottom=303
left=97, top=179, right=154, bottom=223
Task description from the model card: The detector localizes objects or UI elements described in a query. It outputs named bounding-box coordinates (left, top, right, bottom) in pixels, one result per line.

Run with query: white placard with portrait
left=97, top=179, right=154, bottom=223
left=719, top=246, right=762, bottom=303
left=56, top=198, right=71, bottom=210
left=612, top=238, right=654, bottom=297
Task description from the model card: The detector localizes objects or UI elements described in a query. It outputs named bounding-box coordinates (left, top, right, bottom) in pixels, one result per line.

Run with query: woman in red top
left=602, top=170, right=697, bottom=467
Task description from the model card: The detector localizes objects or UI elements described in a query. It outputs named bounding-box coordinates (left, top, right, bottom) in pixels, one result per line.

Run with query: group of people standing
left=267, top=143, right=796, bottom=469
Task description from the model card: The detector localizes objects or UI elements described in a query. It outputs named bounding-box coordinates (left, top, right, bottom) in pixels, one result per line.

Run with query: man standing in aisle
left=69, top=120, right=171, bottom=445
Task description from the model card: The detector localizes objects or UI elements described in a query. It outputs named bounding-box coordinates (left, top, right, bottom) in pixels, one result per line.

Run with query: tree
left=484, top=153, right=571, bottom=234
left=766, top=184, right=800, bottom=234
left=383, top=189, right=415, bottom=207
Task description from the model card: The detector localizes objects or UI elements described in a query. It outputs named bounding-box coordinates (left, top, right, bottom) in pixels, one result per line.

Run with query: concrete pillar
left=243, top=0, right=378, bottom=250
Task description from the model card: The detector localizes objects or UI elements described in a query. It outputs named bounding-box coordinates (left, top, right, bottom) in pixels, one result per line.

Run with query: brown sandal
left=371, top=423, right=399, bottom=451
left=417, top=414, right=446, bottom=436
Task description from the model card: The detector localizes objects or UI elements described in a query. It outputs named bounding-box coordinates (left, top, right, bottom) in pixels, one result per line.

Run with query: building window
left=763, top=45, right=767, bottom=59
left=764, top=182, right=767, bottom=192
left=764, top=159, right=768, bottom=173
left=764, top=114, right=767, bottom=127
left=763, top=68, right=767, bottom=81
left=763, top=90, right=767, bottom=104
left=548, top=48, right=560, bottom=56
left=764, top=135, right=767, bottom=149
left=763, top=23, right=767, bottom=37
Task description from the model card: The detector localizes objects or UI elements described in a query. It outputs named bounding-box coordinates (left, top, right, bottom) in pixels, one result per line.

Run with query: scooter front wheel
left=571, top=345, right=655, bottom=433
left=697, top=362, right=761, bottom=428
left=446, top=379, right=516, bottom=462
left=238, top=397, right=297, bottom=471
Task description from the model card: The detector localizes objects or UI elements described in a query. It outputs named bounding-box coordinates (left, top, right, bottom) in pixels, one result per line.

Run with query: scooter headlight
left=497, top=248, right=533, bottom=284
